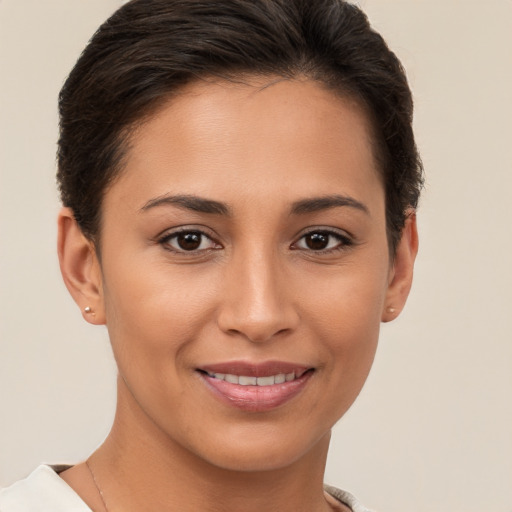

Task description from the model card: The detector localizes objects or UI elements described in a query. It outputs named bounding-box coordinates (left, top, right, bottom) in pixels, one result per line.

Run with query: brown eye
left=177, top=232, right=202, bottom=251
left=160, top=230, right=220, bottom=253
left=304, top=232, right=330, bottom=250
left=294, top=229, right=351, bottom=252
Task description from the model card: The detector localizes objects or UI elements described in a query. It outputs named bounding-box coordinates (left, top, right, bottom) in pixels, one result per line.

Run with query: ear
left=381, top=211, right=419, bottom=322
left=57, top=207, right=106, bottom=325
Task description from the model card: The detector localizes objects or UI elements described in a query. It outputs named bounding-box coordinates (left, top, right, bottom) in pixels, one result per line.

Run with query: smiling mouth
left=196, top=363, right=314, bottom=412
left=203, top=370, right=306, bottom=386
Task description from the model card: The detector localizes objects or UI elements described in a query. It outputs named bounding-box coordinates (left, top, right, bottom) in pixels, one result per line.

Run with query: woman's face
left=93, top=78, right=397, bottom=471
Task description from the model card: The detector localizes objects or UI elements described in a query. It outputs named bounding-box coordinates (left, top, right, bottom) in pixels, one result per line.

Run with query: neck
left=90, top=377, right=333, bottom=512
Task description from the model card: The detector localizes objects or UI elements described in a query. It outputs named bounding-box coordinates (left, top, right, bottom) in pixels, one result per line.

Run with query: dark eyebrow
left=291, top=195, right=369, bottom=215
left=140, top=194, right=230, bottom=216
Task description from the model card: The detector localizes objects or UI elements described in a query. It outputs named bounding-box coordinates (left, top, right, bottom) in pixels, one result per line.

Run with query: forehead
left=109, top=77, right=383, bottom=213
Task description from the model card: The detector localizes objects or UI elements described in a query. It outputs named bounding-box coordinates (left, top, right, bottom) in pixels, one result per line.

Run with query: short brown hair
left=57, top=0, right=423, bottom=253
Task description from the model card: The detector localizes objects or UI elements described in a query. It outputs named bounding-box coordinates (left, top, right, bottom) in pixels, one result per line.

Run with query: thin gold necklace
left=86, top=458, right=109, bottom=512
left=85, top=459, right=338, bottom=512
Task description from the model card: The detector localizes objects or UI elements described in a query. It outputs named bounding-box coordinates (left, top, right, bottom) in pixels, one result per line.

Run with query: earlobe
left=382, top=211, right=419, bottom=323
left=57, top=207, right=106, bottom=325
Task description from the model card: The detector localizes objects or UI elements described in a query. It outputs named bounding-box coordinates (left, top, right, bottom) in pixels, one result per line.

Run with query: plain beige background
left=1, top=1, right=511, bottom=510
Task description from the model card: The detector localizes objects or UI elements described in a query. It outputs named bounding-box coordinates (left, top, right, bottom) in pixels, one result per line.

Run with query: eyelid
left=291, top=226, right=354, bottom=252
left=156, top=225, right=222, bottom=254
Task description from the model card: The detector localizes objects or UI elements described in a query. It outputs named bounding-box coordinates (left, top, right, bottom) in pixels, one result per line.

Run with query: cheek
left=301, top=257, right=388, bottom=340
left=299, top=260, right=388, bottom=406
left=100, top=258, right=220, bottom=369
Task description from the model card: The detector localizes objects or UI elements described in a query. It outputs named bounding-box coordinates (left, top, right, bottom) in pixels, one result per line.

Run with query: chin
left=183, top=425, right=331, bottom=473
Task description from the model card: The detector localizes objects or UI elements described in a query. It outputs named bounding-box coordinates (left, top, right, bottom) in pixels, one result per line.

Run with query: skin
left=58, top=77, right=418, bottom=512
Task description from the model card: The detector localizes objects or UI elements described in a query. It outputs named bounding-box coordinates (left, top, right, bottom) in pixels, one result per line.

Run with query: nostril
left=223, top=325, right=291, bottom=344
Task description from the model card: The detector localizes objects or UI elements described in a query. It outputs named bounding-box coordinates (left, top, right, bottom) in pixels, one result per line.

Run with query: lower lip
left=199, top=371, right=313, bottom=412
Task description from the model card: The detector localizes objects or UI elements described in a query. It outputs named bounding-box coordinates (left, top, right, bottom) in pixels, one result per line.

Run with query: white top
left=0, top=465, right=374, bottom=512
left=0, top=466, right=90, bottom=511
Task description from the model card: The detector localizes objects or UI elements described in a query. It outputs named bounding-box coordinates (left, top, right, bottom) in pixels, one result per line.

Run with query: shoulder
left=2, top=468, right=375, bottom=512
left=0, top=465, right=91, bottom=512
left=324, top=484, right=376, bottom=512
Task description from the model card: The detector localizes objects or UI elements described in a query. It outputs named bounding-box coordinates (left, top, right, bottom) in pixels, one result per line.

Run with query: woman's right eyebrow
left=140, top=194, right=231, bottom=216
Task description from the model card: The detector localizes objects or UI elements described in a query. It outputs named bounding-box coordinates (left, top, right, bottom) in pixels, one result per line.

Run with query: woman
left=0, top=0, right=422, bottom=510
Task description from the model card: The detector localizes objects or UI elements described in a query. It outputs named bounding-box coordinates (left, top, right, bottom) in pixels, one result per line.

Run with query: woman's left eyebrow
left=290, top=195, right=369, bottom=215
left=140, top=194, right=231, bottom=215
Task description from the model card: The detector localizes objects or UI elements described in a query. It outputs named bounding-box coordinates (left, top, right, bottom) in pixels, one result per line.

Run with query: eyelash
left=157, top=228, right=221, bottom=254
left=291, top=229, right=353, bottom=254
left=157, top=228, right=353, bottom=255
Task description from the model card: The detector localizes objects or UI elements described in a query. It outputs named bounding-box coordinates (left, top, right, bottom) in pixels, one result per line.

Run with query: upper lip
left=197, top=360, right=312, bottom=378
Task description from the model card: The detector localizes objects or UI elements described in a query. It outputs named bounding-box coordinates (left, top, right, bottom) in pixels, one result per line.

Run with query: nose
left=216, top=249, right=300, bottom=343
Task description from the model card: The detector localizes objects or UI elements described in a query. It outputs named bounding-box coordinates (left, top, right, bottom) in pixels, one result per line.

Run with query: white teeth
left=274, top=373, right=286, bottom=384
left=239, top=376, right=257, bottom=386
left=256, top=375, right=275, bottom=386
left=207, top=372, right=298, bottom=386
